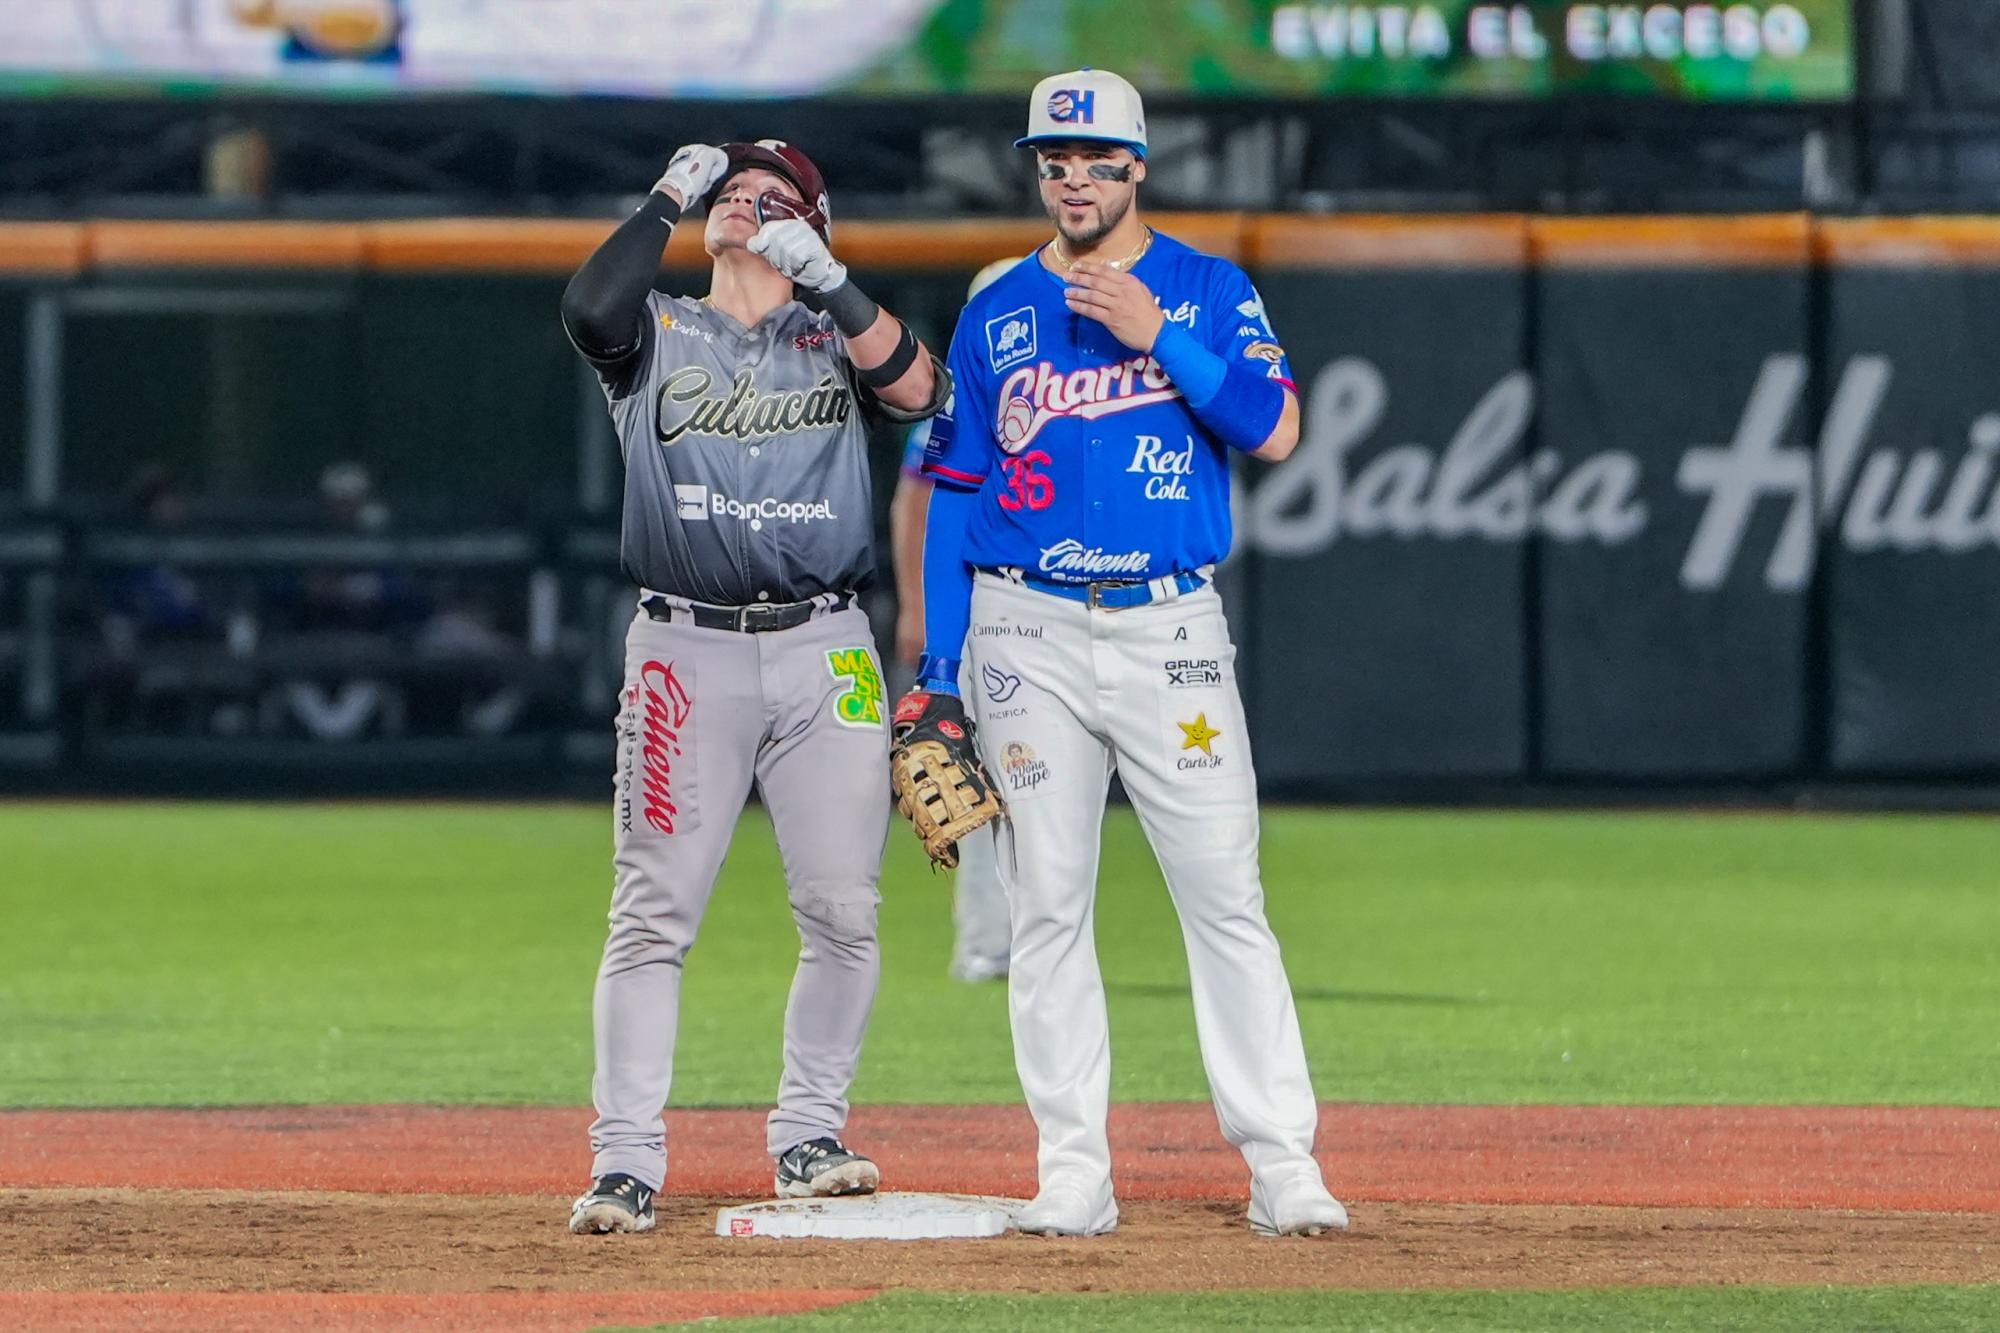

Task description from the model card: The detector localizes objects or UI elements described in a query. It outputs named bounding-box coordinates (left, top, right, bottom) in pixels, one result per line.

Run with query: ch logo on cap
left=1047, top=89, right=1095, bottom=125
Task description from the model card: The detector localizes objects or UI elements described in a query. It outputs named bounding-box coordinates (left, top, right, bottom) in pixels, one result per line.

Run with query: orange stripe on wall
left=0, top=223, right=89, bottom=276
left=16, top=214, right=2000, bottom=276
left=1252, top=214, right=1530, bottom=268
left=1532, top=214, right=1811, bottom=267
left=360, top=212, right=1246, bottom=275
left=836, top=219, right=1054, bottom=271
left=1148, top=212, right=1251, bottom=262
left=88, top=221, right=367, bottom=270
left=363, top=217, right=1050, bottom=275
left=1816, top=216, right=2000, bottom=266
left=365, top=219, right=626, bottom=274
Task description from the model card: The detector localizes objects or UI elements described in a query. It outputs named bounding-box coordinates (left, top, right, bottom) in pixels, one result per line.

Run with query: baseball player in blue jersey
left=901, top=69, right=1348, bottom=1238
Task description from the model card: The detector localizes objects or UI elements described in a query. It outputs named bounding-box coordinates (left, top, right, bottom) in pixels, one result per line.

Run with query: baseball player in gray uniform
left=559, top=139, right=947, bottom=1235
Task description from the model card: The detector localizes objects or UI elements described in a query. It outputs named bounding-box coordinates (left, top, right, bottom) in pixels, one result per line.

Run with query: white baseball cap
left=1015, top=68, right=1147, bottom=159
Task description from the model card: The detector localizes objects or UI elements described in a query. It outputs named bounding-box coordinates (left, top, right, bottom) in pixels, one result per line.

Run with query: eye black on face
left=1037, top=148, right=1133, bottom=182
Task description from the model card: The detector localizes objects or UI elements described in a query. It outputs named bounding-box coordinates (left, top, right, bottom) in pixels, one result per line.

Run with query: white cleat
left=1249, top=1173, right=1350, bottom=1237
left=1014, top=1181, right=1118, bottom=1237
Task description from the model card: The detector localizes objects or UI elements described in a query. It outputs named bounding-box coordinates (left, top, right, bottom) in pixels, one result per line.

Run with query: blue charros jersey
left=921, top=230, right=1293, bottom=584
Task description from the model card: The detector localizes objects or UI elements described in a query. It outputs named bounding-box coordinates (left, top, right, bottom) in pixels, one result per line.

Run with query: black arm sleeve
left=559, top=191, right=680, bottom=367
left=860, top=354, right=953, bottom=425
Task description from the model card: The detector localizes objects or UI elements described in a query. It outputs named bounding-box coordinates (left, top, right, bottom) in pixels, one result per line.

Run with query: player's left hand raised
left=748, top=218, right=848, bottom=293
left=1063, top=260, right=1167, bottom=353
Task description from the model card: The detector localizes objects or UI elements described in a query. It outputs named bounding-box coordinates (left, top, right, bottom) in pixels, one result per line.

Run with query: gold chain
left=1050, top=227, right=1153, bottom=273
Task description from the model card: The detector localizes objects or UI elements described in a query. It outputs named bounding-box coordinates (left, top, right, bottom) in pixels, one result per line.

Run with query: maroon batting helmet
left=703, top=139, right=831, bottom=241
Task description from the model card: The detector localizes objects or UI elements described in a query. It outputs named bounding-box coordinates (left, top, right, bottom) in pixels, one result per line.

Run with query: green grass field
left=682, top=1285, right=2000, bottom=1333
left=3, top=803, right=1997, bottom=1108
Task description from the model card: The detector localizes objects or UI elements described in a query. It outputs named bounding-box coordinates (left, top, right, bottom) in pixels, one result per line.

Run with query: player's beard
left=1046, top=188, right=1133, bottom=249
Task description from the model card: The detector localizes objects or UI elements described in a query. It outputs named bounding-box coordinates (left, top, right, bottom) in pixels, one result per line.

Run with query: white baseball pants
left=966, top=573, right=1326, bottom=1198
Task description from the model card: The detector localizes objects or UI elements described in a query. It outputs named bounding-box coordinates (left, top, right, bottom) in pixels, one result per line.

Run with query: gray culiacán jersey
left=594, top=291, right=907, bottom=606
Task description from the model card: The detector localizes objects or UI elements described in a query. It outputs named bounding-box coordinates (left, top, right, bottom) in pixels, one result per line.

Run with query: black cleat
left=568, top=1173, right=656, bottom=1234
left=774, top=1136, right=881, bottom=1199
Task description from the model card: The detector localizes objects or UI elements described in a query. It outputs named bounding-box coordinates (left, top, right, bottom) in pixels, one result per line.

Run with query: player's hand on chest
left=1062, top=260, right=1167, bottom=354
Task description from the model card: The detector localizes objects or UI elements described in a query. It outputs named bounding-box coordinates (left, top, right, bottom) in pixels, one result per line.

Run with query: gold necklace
left=1050, top=227, right=1152, bottom=273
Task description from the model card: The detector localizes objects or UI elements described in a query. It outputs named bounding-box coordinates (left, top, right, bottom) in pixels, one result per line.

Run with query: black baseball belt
left=641, top=590, right=854, bottom=633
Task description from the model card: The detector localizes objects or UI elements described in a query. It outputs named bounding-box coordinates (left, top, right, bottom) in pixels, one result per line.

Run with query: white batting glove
left=653, top=144, right=728, bottom=210
left=746, top=218, right=848, bottom=294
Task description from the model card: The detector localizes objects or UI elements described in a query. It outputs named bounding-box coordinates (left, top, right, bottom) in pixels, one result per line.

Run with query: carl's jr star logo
left=1177, top=713, right=1221, bottom=757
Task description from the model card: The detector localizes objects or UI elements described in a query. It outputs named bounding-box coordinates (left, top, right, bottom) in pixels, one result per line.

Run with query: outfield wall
left=1, top=215, right=1998, bottom=794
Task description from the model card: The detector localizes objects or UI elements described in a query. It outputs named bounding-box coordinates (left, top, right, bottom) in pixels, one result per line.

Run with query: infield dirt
left=4, top=1103, right=1996, bottom=1330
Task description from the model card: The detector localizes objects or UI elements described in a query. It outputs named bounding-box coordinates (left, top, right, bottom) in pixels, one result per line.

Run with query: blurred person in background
left=295, top=461, right=426, bottom=636
left=99, top=468, right=216, bottom=652
left=318, top=460, right=388, bottom=533
left=266, top=461, right=428, bottom=740
left=889, top=256, right=1022, bottom=984
left=410, top=578, right=537, bottom=737
left=92, top=468, right=234, bottom=732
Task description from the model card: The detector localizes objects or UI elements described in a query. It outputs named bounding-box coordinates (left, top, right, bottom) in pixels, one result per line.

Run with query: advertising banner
left=1532, top=223, right=1813, bottom=777
left=1821, top=259, right=2000, bottom=774
left=1242, top=222, right=1530, bottom=782
left=0, top=1, right=1853, bottom=101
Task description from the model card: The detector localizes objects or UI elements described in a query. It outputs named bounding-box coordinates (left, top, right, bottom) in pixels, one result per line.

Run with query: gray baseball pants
left=588, top=603, right=890, bottom=1190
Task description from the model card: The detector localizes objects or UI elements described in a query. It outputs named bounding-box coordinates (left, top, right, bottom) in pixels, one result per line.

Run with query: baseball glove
left=890, top=691, right=1004, bottom=870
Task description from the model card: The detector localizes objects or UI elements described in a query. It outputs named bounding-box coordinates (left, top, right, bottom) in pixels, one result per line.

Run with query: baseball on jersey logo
left=995, top=354, right=1180, bottom=453
left=1046, top=88, right=1095, bottom=124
